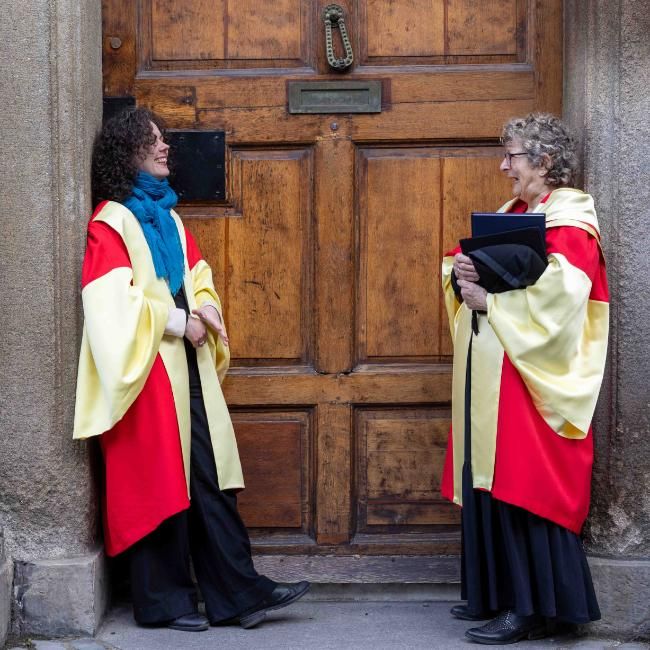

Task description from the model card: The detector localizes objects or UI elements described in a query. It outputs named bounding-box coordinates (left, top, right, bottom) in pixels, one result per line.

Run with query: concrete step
left=10, top=600, right=648, bottom=650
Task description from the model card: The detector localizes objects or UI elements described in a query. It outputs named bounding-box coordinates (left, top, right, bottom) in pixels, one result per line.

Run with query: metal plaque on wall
left=288, top=80, right=382, bottom=114
left=166, top=131, right=226, bottom=202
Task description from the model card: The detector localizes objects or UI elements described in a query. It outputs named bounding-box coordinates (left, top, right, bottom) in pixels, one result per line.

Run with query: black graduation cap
left=458, top=227, right=548, bottom=333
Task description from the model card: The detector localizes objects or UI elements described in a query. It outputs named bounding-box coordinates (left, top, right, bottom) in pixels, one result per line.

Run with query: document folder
left=471, top=212, right=546, bottom=241
left=460, top=212, right=547, bottom=259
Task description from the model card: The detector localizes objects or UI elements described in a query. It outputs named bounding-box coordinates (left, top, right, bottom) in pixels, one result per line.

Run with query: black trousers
left=129, top=338, right=275, bottom=624
left=460, top=338, right=600, bottom=624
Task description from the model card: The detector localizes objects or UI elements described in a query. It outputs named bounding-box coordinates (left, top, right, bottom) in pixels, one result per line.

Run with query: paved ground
left=9, top=600, right=649, bottom=650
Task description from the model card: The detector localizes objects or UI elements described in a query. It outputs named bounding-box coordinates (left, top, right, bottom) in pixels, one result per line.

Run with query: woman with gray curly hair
left=440, top=113, right=609, bottom=644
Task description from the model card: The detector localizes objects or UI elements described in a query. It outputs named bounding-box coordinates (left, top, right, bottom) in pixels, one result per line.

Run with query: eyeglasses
left=503, top=151, right=528, bottom=165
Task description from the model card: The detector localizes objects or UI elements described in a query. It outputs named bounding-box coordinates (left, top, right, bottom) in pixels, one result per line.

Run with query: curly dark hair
left=91, top=107, right=167, bottom=204
left=501, top=113, right=578, bottom=187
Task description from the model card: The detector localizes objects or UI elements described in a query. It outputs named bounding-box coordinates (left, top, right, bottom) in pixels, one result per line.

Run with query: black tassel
left=471, top=310, right=479, bottom=335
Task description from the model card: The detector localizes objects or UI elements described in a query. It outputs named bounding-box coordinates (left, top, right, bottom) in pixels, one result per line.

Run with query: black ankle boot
left=465, top=610, right=547, bottom=644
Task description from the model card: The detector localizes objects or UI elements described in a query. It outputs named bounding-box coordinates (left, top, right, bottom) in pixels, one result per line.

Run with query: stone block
left=587, top=556, right=650, bottom=640
left=13, top=549, right=108, bottom=638
left=0, top=557, right=13, bottom=648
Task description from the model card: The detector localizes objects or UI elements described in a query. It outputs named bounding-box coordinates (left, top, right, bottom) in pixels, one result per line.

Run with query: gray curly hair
left=501, top=113, right=578, bottom=187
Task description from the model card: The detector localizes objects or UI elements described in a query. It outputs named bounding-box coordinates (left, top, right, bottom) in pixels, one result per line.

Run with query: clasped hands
left=184, top=305, right=229, bottom=349
left=453, top=253, right=488, bottom=311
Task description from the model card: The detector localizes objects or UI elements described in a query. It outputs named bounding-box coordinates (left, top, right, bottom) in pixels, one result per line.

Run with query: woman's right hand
left=185, top=314, right=208, bottom=349
left=453, top=253, right=479, bottom=283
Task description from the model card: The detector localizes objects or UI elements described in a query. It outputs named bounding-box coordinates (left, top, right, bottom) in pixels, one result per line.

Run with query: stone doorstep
left=11, top=602, right=650, bottom=650
left=11, top=550, right=108, bottom=639
left=4, top=553, right=650, bottom=642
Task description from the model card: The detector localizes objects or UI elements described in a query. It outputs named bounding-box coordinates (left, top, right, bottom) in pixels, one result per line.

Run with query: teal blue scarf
left=124, top=172, right=184, bottom=295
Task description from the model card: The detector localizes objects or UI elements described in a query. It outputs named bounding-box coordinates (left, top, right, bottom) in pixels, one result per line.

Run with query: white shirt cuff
left=165, top=307, right=187, bottom=337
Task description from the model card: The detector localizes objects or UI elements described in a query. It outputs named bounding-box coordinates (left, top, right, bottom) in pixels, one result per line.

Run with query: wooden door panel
left=439, top=150, right=514, bottom=354
left=192, top=99, right=536, bottom=144
left=355, top=407, right=458, bottom=533
left=350, top=99, right=536, bottom=141
left=356, top=147, right=515, bottom=364
left=138, top=69, right=536, bottom=116
left=102, top=0, right=563, bottom=573
left=359, top=0, right=525, bottom=65
left=184, top=218, right=227, bottom=297
left=228, top=0, right=303, bottom=60
left=222, top=371, right=452, bottom=407
left=314, top=139, right=355, bottom=374
left=199, top=108, right=326, bottom=143
left=441, top=152, right=515, bottom=256
left=142, top=0, right=313, bottom=70
left=139, top=85, right=197, bottom=129
left=364, top=0, right=446, bottom=57
left=233, top=411, right=313, bottom=536
left=150, top=0, right=225, bottom=61
left=316, top=403, right=352, bottom=544
left=447, top=0, right=519, bottom=56
left=357, top=149, right=443, bottom=363
left=225, top=150, right=313, bottom=364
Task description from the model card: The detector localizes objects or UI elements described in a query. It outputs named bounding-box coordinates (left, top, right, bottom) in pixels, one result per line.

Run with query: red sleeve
left=546, top=226, right=609, bottom=302
left=184, top=227, right=204, bottom=271
left=81, top=219, right=132, bottom=289
left=444, top=245, right=462, bottom=258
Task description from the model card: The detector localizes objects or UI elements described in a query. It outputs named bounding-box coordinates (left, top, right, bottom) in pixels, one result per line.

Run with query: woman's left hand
left=192, top=305, right=229, bottom=347
left=457, top=279, right=488, bottom=311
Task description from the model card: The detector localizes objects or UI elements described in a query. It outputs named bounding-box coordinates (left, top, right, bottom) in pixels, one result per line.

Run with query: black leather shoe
left=450, top=604, right=495, bottom=621
left=239, top=581, right=311, bottom=629
left=465, top=610, right=547, bottom=645
left=210, top=615, right=239, bottom=626
left=167, top=612, right=209, bottom=632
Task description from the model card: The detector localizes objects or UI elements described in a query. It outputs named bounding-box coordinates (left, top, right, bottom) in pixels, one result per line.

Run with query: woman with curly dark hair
left=441, top=114, right=608, bottom=644
left=73, top=107, right=309, bottom=632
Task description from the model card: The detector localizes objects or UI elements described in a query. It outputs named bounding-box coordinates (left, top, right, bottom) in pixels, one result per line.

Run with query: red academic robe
left=440, top=192, right=609, bottom=534
left=76, top=200, right=242, bottom=556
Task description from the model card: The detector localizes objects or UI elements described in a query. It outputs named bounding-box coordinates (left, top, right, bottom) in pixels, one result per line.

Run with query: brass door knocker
left=323, top=4, right=354, bottom=71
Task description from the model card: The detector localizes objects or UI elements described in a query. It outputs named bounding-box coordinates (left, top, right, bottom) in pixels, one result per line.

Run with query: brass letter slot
left=288, top=80, right=381, bottom=114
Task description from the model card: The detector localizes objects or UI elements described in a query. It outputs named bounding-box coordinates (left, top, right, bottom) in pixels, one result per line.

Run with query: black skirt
left=460, top=339, right=600, bottom=624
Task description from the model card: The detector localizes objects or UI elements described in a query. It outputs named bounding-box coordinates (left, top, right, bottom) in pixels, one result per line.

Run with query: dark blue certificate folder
left=471, top=212, right=546, bottom=240
left=460, top=212, right=547, bottom=259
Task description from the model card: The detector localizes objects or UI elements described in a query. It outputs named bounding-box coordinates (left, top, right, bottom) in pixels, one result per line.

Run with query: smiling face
left=137, top=121, right=170, bottom=179
left=500, top=137, right=549, bottom=208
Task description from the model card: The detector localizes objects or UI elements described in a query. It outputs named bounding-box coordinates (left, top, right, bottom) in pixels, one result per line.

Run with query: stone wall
left=0, top=0, right=106, bottom=637
left=565, top=0, right=650, bottom=640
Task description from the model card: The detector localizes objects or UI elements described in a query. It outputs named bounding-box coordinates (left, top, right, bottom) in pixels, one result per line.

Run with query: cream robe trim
left=487, top=254, right=608, bottom=439
left=491, top=187, right=608, bottom=439
left=442, top=188, right=608, bottom=504
left=497, top=187, right=601, bottom=238
left=73, top=201, right=244, bottom=492
left=445, top=256, right=503, bottom=500
left=442, top=256, right=461, bottom=344
left=450, top=307, right=504, bottom=505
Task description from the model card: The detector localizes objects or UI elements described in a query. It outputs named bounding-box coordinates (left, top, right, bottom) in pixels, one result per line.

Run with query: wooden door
left=102, top=0, right=562, bottom=581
